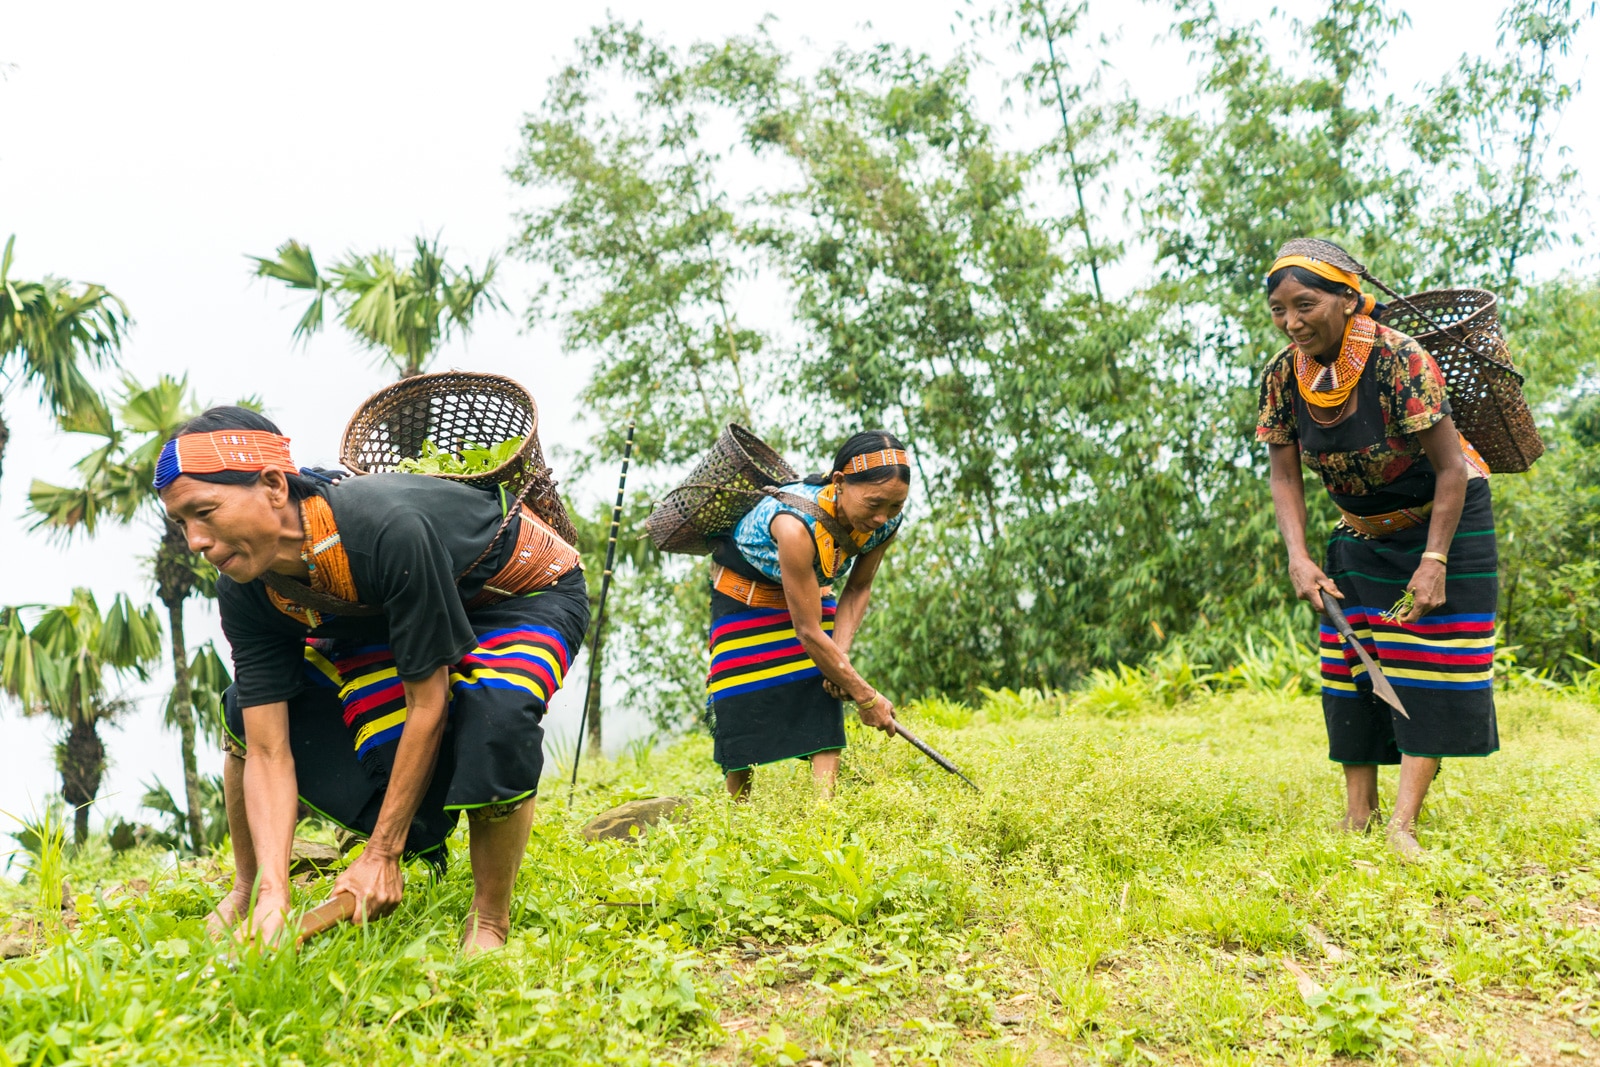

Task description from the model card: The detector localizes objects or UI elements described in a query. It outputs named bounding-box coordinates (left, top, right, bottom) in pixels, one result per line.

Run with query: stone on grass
left=581, top=797, right=695, bottom=842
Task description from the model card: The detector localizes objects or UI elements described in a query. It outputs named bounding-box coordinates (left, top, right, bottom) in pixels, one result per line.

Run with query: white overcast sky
left=2, top=0, right=1595, bottom=837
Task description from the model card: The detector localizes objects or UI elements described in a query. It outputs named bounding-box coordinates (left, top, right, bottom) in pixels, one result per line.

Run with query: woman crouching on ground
left=1257, top=238, right=1498, bottom=860
left=157, top=406, right=588, bottom=950
left=706, top=431, right=910, bottom=798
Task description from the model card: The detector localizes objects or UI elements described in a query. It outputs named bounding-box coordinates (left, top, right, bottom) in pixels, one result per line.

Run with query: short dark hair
left=171, top=406, right=321, bottom=500
left=803, top=429, right=912, bottom=487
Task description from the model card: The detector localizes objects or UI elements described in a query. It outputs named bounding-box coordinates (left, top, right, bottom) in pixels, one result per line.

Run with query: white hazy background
left=2, top=1, right=1594, bottom=840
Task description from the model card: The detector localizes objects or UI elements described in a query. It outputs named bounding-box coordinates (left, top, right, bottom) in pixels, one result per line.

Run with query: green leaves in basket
left=396, top=437, right=524, bottom=477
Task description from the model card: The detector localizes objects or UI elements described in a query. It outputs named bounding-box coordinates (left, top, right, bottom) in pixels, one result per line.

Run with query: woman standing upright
left=706, top=431, right=911, bottom=798
left=1257, top=238, right=1498, bottom=860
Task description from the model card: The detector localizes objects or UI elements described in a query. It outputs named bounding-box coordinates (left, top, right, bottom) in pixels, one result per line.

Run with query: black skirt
left=707, top=590, right=845, bottom=773
left=1320, top=478, right=1498, bottom=763
left=223, top=570, right=589, bottom=858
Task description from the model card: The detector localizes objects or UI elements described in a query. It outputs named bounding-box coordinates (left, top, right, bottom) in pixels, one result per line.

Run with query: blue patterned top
left=732, top=482, right=904, bottom=586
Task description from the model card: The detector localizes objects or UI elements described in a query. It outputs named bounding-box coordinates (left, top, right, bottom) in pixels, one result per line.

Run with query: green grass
left=5, top=688, right=1600, bottom=1064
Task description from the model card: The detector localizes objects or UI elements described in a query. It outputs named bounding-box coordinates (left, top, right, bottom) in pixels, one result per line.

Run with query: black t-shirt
left=218, top=474, right=519, bottom=708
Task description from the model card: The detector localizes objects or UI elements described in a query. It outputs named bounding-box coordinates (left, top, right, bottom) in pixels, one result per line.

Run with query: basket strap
left=259, top=570, right=382, bottom=616
left=1361, top=273, right=1525, bottom=383
left=766, top=489, right=866, bottom=560
left=457, top=479, right=539, bottom=581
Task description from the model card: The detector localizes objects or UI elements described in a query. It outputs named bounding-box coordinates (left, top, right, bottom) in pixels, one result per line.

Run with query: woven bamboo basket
left=1375, top=288, right=1545, bottom=473
left=645, top=424, right=798, bottom=555
left=340, top=370, right=578, bottom=544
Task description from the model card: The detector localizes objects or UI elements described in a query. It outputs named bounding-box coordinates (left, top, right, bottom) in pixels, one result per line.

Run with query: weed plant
left=5, top=687, right=1600, bottom=1063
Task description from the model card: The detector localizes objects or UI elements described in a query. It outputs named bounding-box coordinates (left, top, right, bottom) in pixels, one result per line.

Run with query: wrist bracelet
left=1421, top=551, right=1449, bottom=566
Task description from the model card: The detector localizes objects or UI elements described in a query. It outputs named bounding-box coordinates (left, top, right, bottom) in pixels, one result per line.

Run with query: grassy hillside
left=5, top=687, right=1600, bottom=1065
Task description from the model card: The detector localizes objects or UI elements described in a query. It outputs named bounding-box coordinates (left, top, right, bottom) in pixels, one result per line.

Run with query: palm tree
left=1, top=590, right=163, bottom=844
left=28, top=376, right=230, bottom=853
left=249, top=234, right=505, bottom=379
left=0, top=235, right=130, bottom=484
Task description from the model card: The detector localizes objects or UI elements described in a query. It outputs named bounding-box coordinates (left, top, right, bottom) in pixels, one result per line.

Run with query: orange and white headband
left=154, top=430, right=297, bottom=490
left=843, top=448, right=910, bottom=475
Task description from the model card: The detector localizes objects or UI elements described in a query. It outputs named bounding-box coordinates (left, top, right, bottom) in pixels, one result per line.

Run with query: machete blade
left=1322, top=595, right=1410, bottom=720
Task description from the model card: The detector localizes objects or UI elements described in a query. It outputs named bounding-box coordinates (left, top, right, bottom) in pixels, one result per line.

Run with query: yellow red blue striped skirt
left=1320, top=479, right=1498, bottom=763
left=707, top=590, right=844, bottom=773
left=223, top=570, right=589, bottom=858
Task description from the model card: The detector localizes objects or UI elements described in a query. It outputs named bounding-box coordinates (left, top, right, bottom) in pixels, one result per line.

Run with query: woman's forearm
left=241, top=746, right=298, bottom=901
left=1425, top=464, right=1468, bottom=554
left=1267, top=444, right=1312, bottom=562
left=832, top=584, right=872, bottom=653
left=365, top=669, right=450, bottom=859
left=796, top=624, right=873, bottom=703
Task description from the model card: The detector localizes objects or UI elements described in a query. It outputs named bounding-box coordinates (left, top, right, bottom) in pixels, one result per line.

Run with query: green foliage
left=516, top=1, right=1598, bottom=718
left=138, top=774, right=228, bottom=853
left=249, top=234, right=505, bottom=379
left=28, top=375, right=245, bottom=852
left=4, top=804, right=69, bottom=941
left=0, top=235, right=128, bottom=482
left=6, top=688, right=1600, bottom=1062
left=509, top=20, right=763, bottom=472
left=1, top=589, right=163, bottom=843
left=744, top=1022, right=808, bottom=1066
left=1301, top=977, right=1414, bottom=1056
left=393, top=437, right=525, bottom=477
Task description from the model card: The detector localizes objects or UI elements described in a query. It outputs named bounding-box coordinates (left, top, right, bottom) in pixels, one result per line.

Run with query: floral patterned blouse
left=1256, top=324, right=1451, bottom=509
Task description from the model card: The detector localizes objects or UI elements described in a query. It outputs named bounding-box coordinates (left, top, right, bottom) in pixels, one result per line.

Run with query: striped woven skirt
left=1320, top=478, right=1498, bottom=763
left=223, top=570, right=589, bottom=858
left=707, top=590, right=844, bottom=773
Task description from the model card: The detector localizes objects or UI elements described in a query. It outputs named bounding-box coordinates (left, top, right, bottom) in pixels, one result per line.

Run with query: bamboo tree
left=1414, top=0, right=1590, bottom=294
left=509, top=20, right=765, bottom=471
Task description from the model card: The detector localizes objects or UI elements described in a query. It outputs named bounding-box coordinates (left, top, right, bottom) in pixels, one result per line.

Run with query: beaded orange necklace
left=811, top=483, right=872, bottom=580
left=1293, top=313, right=1376, bottom=420
left=264, top=495, right=362, bottom=628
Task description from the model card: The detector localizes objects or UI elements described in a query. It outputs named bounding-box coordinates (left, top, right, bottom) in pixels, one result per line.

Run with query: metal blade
left=1344, top=636, right=1410, bottom=719
left=895, top=723, right=981, bottom=792
left=1323, top=597, right=1410, bottom=719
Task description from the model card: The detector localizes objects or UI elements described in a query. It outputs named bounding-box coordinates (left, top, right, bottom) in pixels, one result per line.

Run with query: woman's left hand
left=332, top=846, right=405, bottom=925
left=1403, top=558, right=1447, bottom=624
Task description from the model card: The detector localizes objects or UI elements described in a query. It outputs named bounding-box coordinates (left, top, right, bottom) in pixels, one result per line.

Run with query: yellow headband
left=1269, top=254, right=1377, bottom=315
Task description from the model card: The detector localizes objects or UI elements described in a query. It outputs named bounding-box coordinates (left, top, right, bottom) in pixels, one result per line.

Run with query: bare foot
left=1387, top=825, right=1425, bottom=862
left=461, top=910, right=509, bottom=957
left=205, top=885, right=253, bottom=940
left=1338, top=809, right=1382, bottom=833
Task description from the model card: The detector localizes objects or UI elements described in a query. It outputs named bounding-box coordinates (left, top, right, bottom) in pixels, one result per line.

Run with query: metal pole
left=569, top=420, right=635, bottom=805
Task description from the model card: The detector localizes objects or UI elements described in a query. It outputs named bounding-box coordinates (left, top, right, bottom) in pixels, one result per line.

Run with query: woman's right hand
left=1288, top=556, right=1343, bottom=612
left=237, top=889, right=291, bottom=947
left=856, top=692, right=897, bottom=736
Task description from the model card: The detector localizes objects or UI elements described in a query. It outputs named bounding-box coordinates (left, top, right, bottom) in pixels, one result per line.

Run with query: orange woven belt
left=1338, top=502, right=1433, bottom=538
left=1338, top=434, right=1489, bottom=539
left=712, top=566, right=834, bottom=609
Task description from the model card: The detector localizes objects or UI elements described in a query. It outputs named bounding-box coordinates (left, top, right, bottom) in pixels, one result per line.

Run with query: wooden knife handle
left=1321, top=593, right=1354, bottom=636
left=295, top=892, right=359, bottom=947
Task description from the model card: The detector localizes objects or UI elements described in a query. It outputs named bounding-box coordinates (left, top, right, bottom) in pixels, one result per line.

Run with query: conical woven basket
left=645, top=424, right=798, bottom=555
left=340, top=370, right=578, bottom=544
left=1374, top=289, right=1545, bottom=473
